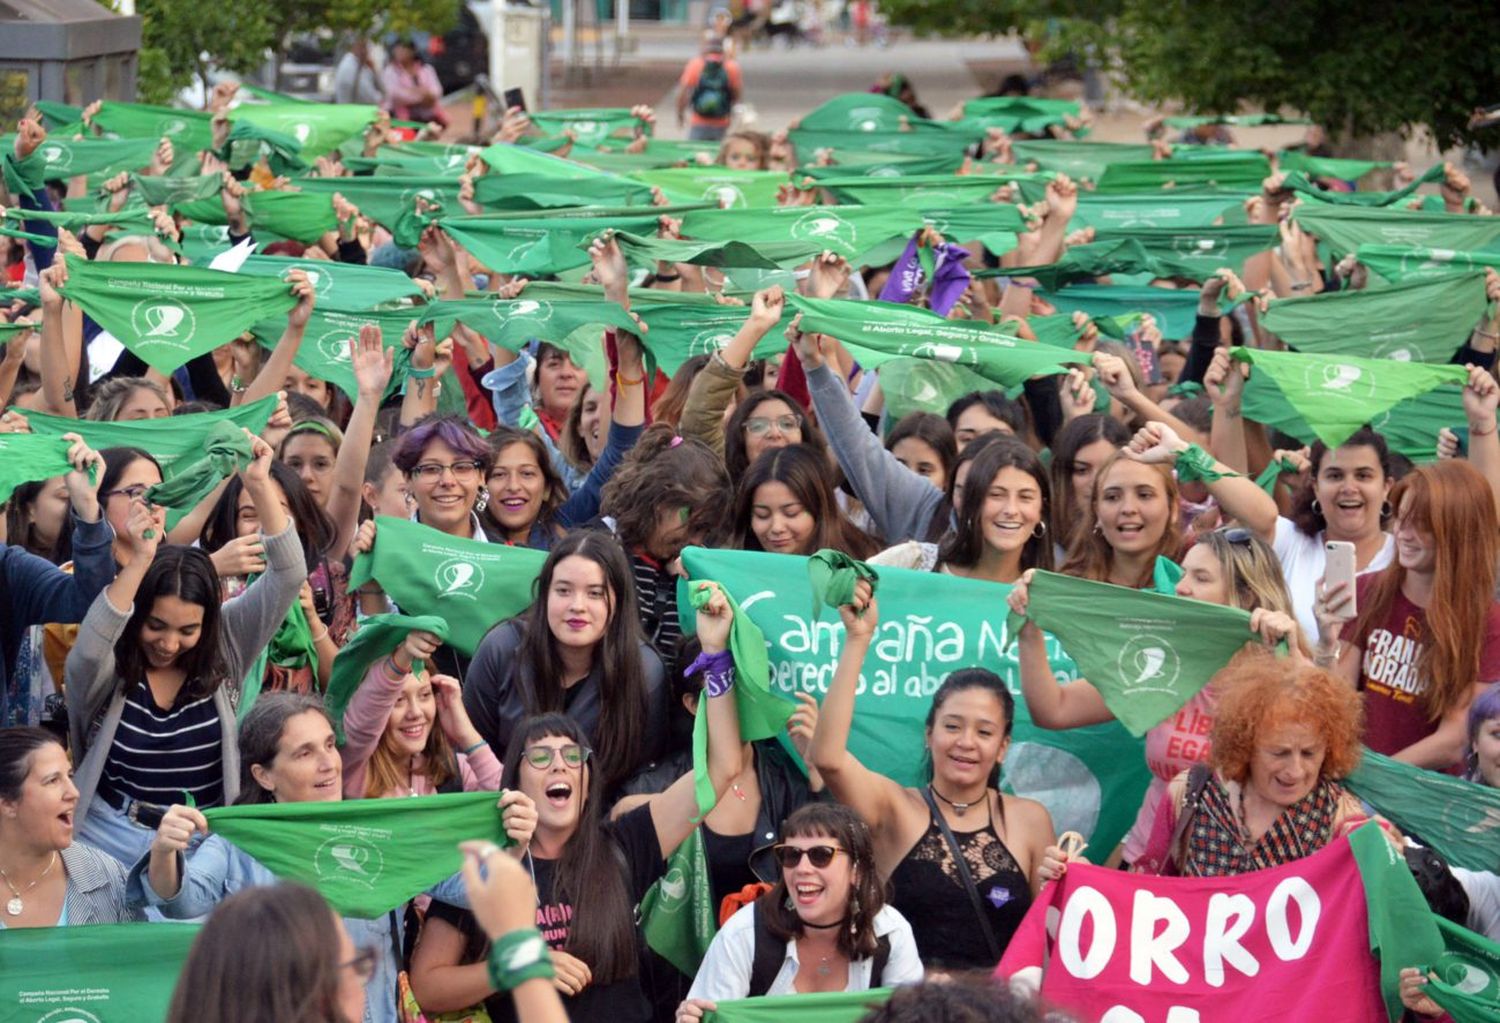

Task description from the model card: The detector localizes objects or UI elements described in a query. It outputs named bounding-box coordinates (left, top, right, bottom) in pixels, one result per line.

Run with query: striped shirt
left=99, top=682, right=224, bottom=808
left=629, top=553, right=681, bottom=666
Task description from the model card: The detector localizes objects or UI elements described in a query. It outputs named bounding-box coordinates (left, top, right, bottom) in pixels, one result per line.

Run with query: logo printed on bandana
left=704, top=184, right=747, bottom=209
left=689, top=327, right=737, bottom=357
left=570, top=120, right=602, bottom=142
left=1305, top=361, right=1374, bottom=401
left=790, top=211, right=857, bottom=250
left=910, top=341, right=964, bottom=363
left=1115, top=633, right=1181, bottom=695
left=130, top=299, right=196, bottom=349
left=656, top=866, right=688, bottom=912
left=283, top=265, right=334, bottom=299
left=865, top=165, right=903, bottom=178
left=435, top=558, right=484, bottom=599
left=38, top=143, right=71, bottom=171
left=1441, top=955, right=1498, bottom=997
left=289, top=123, right=314, bottom=146
left=315, top=329, right=357, bottom=365
left=36, top=1009, right=104, bottom=1023
left=505, top=299, right=553, bottom=323
left=314, top=833, right=385, bottom=889
left=1171, top=234, right=1228, bottom=260
left=846, top=107, right=889, bottom=132
left=157, top=117, right=189, bottom=138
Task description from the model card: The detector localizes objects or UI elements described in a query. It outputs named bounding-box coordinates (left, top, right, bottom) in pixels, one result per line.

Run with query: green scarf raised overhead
left=236, top=254, right=426, bottom=309
left=4, top=204, right=159, bottom=240
left=1231, top=347, right=1467, bottom=447
left=799, top=92, right=923, bottom=133
left=1038, top=284, right=1216, bottom=339
left=5, top=136, right=159, bottom=197
left=1292, top=203, right=1500, bottom=260
left=476, top=139, right=612, bottom=178
left=0, top=433, right=77, bottom=502
left=143, top=420, right=252, bottom=511
left=704, top=991, right=894, bottom=1023
left=91, top=101, right=214, bottom=150
left=0, top=921, right=200, bottom=1022
left=812, top=174, right=1005, bottom=208
left=56, top=255, right=296, bottom=373
left=794, top=151, right=966, bottom=179
left=231, top=102, right=378, bottom=158
left=347, top=516, right=546, bottom=656
left=437, top=206, right=706, bottom=276
left=1357, top=244, right=1500, bottom=284
left=1345, top=748, right=1500, bottom=872
left=244, top=190, right=339, bottom=244
left=1096, top=152, right=1272, bottom=193
left=248, top=306, right=418, bottom=401
left=629, top=167, right=789, bottom=209
left=295, top=176, right=459, bottom=248
left=679, top=204, right=924, bottom=262
left=786, top=294, right=1080, bottom=388
left=1277, top=149, right=1390, bottom=181
left=806, top=548, right=879, bottom=621
left=1004, top=571, right=1269, bottom=737
left=204, top=792, right=509, bottom=917
left=1280, top=165, right=1444, bottom=208
left=1009, top=139, right=1156, bottom=183
left=607, top=231, right=825, bottom=271
left=1070, top=190, right=1252, bottom=233
left=470, top=172, right=655, bottom=211
left=419, top=297, right=636, bottom=353
left=1087, top=224, right=1276, bottom=278
left=219, top=120, right=308, bottom=176
left=326, top=613, right=450, bottom=743
left=526, top=108, right=648, bottom=147
left=1261, top=271, right=1489, bottom=363
left=962, top=95, right=1081, bottom=135
left=128, top=171, right=223, bottom=207
left=631, top=300, right=797, bottom=376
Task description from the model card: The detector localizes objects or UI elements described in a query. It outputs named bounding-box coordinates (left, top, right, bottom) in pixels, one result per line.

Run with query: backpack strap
left=870, top=933, right=892, bottom=988
left=920, top=786, right=1002, bottom=964
left=747, top=902, right=788, bottom=998
left=1168, top=764, right=1213, bottom=875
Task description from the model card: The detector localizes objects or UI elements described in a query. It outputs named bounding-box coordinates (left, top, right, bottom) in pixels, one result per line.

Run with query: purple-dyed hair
left=1465, top=682, right=1500, bottom=783
left=393, top=415, right=492, bottom=476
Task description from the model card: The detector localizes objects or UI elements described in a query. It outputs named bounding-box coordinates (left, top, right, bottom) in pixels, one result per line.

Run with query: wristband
left=382, top=655, right=407, bottom=680
left=462, top=740, right=488, bottom=755
left=616, top=370, right=645, bottom=387
left=407, top=364, right=437, bottom=379
left=654, top=271, right=681, bottom=282
left=487, top=928, right=555, bottom=992
left=1173, top=443, right=1241, bottom=484
left=684, top=649, right=735, bottom=698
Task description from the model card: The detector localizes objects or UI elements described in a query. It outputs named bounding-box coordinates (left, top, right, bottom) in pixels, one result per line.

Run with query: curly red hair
left=1208, top=649, right=1364, bottom=785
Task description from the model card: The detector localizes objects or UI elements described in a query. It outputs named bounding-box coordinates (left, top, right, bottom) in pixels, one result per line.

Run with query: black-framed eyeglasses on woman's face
left=523, top=744, right=591, bottom=770
left=341, top=946, right=379, bottom=983
left=409, top=460, right=484, bottom=485
left=104, top=483, right=151, bottom=502
left=772, top=844, right=847, bottom=869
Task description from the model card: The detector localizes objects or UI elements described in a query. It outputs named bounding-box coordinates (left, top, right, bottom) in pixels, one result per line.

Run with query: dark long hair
left=483, top=426, right=566, bottom=536
left=517, top=532, right=650, bottom=792
left=1046, top=414, right=1129, bottom=547
left=165, top=883, right=352, bottom=1023
left=235, top=692, right=334, bottom=805
left=758, top=803, right=886, bottom=961
left=885, top=411, right=957, bottom=488
left=500, top=714, right=637, bottom=983
left=0, top=726, right=60, bottom=802
left=600, top=424, right=730, bottom=554
left=5, top=478, right=63, bottom=559
left=723, top=388, right=830, bottom=480
left=937, top=436, right=1053, bottom=573
left=52, top=447, right=162, bottom=565
left=201, top=461, right=335, bottom=571
left=1289, top=427, right=1393, bottom=538
left=924, top=668, right=1015, bottom=794
left=732, top=444, right=881, bottom=558
left=114, top=546, right=228, bottom=700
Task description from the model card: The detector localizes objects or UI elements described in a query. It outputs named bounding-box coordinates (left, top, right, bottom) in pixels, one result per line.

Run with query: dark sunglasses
left=1218, top=527, right=1255, bottom=545
left=772, top=844, right=846, bottom=869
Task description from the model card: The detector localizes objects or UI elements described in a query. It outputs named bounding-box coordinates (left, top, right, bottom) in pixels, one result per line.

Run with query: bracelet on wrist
left=311, top=628, right=331, bottom=644
left=406, top=364, right=437, bottom=379
left=616, top=370, right=645, bottom=387
left=382, top=655, right=407, bottom=679
left=654, top=271, right=681, bottom=282
left=461, top=740, right=488, bottom=755
left=685, top=649, right=736, bottom=698
left=1470, top=419, right=1498, bottom=437
left=487, top=928, right=555, bottom=992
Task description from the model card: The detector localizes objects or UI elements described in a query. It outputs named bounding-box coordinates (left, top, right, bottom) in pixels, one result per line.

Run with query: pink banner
left=996, top=836, right=1389, bottom=1022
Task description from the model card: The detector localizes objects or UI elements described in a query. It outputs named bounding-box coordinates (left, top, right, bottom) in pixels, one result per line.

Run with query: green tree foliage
left=880, top=0, right=1500, bottom=149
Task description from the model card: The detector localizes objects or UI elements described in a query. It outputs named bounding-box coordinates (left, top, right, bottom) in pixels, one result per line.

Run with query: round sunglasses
left=772, top=844, right=847, bottom=869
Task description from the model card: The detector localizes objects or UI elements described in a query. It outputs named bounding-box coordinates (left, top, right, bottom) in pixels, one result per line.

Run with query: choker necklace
left=1, top=851, right=58, bottom=916
left=800, top=916, right=848, bottom=930
left=929, top=784, right=983, bottom=817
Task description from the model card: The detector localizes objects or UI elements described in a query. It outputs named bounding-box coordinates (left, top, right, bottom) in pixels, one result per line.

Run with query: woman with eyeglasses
left=463, top=532, right=668, bottom=797
left=134, top=692, right=538, bottom=1023
left=64, top=432, right=308, bottom=868
left=810, top=582, right=1059, bottom=971
left=391, top=414, right=494, bottom=542
left=724, top=390, right=832, bottom=482
left=675, top=804, right=923, bottom=1020
left=410, top=587, right=745, bottom=1023
left=165, top=882, right=369, bottom=1023
left=731, top=445, right=881, bottom=559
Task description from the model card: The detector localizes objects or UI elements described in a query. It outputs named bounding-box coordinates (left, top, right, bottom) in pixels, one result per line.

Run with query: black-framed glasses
left=772, top=844, right=846, bottom=869
left=410, top=460, right=484, bottom=484
left=523, top=744, right=591, bottom=770
left=103, top=484, right=150, bottom=502
left=341, top=945, right=379, bottom=982
left=744, top=415, right=801, bottom=437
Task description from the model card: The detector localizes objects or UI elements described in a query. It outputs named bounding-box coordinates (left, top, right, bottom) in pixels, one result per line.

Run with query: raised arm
left=240, top=270, right=314, bottom=406
left=326, top=325, right=394, bottom=561
left=1461, top=364, right=1500, bottom=515
left=1005, top=570, right=1112, bottom=728
left=1125, top=421, right=1278, bottom=538
left=679, top=286, right=785, bottom=453
left=37, top=260, right=81, bottom=416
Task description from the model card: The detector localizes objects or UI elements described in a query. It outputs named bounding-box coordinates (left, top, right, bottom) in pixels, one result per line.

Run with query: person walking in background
left=334, top=36, right=385, bottom=107
left=382, top=39, right=450, bottom=128
left=676, top=36, right=742, bottom=142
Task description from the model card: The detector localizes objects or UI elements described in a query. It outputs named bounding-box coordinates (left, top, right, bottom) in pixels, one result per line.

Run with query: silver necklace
left=1, top=851, right=58, bottom=916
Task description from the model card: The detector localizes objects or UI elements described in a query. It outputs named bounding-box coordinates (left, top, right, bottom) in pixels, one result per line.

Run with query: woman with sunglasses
left=675, top=804, right=922, bottom=1020
left=134, top=692, right=538, bottom=1023
left=410, top=587, right=745, bottom=1023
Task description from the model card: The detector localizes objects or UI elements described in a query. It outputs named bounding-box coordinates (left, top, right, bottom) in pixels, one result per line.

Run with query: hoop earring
left=1092, top=521, right=1102, bottom=534
left=1310, top=498, right=1322, bottom=516
left=1032, top=522, right=1047, bottom=539
left=1380, top=501, right=1392, bottom=519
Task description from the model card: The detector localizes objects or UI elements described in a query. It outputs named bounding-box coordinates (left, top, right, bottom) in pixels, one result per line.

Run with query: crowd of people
left=0, top=63, right=1498, bottom=1023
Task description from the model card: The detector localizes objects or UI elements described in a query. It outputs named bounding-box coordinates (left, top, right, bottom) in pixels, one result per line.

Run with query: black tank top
left=887, top=802, right=1033, bottom=969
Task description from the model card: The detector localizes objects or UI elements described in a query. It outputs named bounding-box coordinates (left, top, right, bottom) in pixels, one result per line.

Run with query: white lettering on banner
left=1099, top=1009, right=1201, bottom=1023
left=1053, top=877, right=1322, bottom=987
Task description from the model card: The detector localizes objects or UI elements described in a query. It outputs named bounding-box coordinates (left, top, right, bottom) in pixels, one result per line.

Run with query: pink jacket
left=341, top=662, right=502, bottom=798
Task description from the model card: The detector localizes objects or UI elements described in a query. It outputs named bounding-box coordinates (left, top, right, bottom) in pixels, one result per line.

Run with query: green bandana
left=1277, top=150, right=1389, bottom=181
left=1005, top=570, right=1266, bottom=736
left=176, top=222, right=234, bottom=264
left=248, top=306, right=419, bottom=401
left=1244, top=376, right=1465, bottom=466
left=986, top=239, right=1197, bottom=290
left=1071, top=190, right=1252, bottom=233
left=203, top=791, right=509, bottom=917
left=703, top=991, right=894, bottom=1023
left=813, top=174, right=1005, bottom=208
left=476, top=140, right=611, bottom=178
left=237, top=573, right=321, bottom=718
left=470, top=172, right=655, bottom=211
left=630, top=301, right=796, bottom=376
left=1087, top=224, right=1276, bottom=277
left=1173, top=443, right=1239, bottom=483
left=1253, top=454, right=1304, bottom=494
left=419, top=297, right=636, bottom=353
left=799, top=92, right=920, bottom=134
left=1280, top=164, right=1445, bottom=208
left=142, top=420, right=253, bottom=510
left=326, top=612, right=451, bottom=742
left=1009, top=139, right=1157, bottom=183
left=1356, top=244, right=1500, bottom=284
left=0, top=433, right=76, bottom=502
left=608, top=230, right=825, bottom=271
left=1231, top=347, right=1467, bottom=447
left=91, top=101, right=215, bottom=151
left=1095, top=152, right=1272, bottom=193
left=1345, top=747, right=1500, bottom=872
left=678, top=204, right=925, bottom=261
left=1262, top=271, right=1489, bottom=363
left=1166, top=113, right=1309, bottom=129
left=787, top=294, right=1081, bottom=387
left=1423, top=916, right=1500, bottom=1023
left=0, top=319, right=38, bottom=342
left=526, top=108, right=648, bottom=147
left=244, top=189, right=339, bottom=244
left=5, top=136, right=159, bottom=197
left=795, top=151, right=967, bottom=179
left=875, top=358, right=996, bottom=425
left=639, top=825, right=717, bottom=976
left=1292, top=203, right=1500, bottom=260
left=295, top=176, right=459, bottom=248
left=437, top=207, right=693, bottom=276
left=682, top=578, right=794, bottom=814
left=0, top=921, right=200, bottom=1021
left=19, top=394, right=276, bottom=476
left=4, top=204, right=158, bottom=239
left=56, top=254, right=297, bottom=373
left=219, top=120, right=308, bottom=176
left=128, top=171, right=223, bottom=207
left=806, top=548, right=879, bottom=621
left=629, top=167, right=789, bottom=209
left=236, top=254, right=426, bottom=309
left=346, top=515, right=547, bottom=656
left=961, top=95, right=1082, bottom=134
left=1038, top=284, right=1215, bottom=339
left=231, top=102, right=378, bottom=157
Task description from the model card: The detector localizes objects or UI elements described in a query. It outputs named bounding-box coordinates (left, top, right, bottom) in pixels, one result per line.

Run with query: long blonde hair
left=362, top=673, right=457, bottom=797
left=1060, top=451, right=1182, bottom=588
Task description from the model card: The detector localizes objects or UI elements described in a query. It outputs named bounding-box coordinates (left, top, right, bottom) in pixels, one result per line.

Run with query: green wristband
left=1174, top=443, right=1240, bottom=484
left=487, top=927, right=555, bottom=992
left=407, top=364, right=437, bottom=379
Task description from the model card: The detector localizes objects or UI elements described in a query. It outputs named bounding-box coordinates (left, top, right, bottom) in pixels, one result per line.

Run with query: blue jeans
left=78, top=799, right=158, bottom=870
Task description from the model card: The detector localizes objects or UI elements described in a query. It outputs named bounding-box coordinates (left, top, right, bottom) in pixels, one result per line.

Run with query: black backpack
left=746, top=903, right=890, bottom=997
left=691, top=59, right=732, bottom=119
